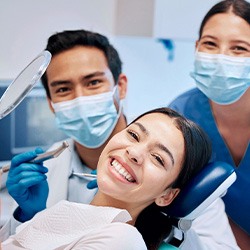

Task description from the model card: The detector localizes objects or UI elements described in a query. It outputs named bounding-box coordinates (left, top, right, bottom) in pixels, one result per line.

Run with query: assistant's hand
left=87, top=169, right=98, bottom=189
left=6, top=148, right=49, bottom=222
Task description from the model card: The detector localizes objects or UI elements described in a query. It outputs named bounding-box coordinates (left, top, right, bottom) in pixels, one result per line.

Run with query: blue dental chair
left=158, top=161, right=236, bottom=249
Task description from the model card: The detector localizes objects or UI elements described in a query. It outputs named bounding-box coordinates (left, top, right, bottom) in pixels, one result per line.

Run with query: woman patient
left=2, top=107, right=211, bottom=250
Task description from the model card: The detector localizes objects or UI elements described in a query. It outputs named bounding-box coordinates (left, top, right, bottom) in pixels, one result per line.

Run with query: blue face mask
left=190, top=52, right=250, bottom=105
left=51, top=87, right=123, bottom=148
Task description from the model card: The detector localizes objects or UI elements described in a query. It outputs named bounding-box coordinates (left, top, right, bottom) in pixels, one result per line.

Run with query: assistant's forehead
left=201, top=13, right=250, bottom=38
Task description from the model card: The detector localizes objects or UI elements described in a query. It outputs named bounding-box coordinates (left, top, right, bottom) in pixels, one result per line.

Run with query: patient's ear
left=155, top=188, right=180, bottom=207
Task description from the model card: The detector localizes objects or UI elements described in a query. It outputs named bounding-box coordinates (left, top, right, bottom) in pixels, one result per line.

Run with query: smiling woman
left=2, top=107, right=212, bottom=250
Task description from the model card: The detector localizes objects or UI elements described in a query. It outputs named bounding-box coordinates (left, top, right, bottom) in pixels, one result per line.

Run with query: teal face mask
left=52, top=86, right=122, bottom=148
left=190, top=52, right=250, bottom=105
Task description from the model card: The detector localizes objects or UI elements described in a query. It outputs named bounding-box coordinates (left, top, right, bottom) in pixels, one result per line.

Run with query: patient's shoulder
left=75, top=222, right=147, bottom=250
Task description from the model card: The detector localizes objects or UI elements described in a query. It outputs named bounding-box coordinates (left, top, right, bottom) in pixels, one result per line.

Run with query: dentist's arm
left=6, top=148, right=49, bottom=222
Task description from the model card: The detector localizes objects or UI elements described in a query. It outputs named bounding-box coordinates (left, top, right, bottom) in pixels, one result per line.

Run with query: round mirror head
left=0, top=50, right=51, bottom=119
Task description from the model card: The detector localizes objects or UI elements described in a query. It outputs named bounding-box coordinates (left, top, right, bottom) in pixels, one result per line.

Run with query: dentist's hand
left=87, top=169, right=98, bottom=189
left=6, top=148, right=49, bottom=222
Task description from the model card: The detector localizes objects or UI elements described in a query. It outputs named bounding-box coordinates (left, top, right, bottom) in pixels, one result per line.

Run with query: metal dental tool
left=72, top=172, right=97, bottom=178
left=0, top=140, right=69, bottom=174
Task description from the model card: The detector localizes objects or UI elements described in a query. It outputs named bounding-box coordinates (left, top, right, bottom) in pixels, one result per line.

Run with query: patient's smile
left=111, top=159, right=136, bottom=183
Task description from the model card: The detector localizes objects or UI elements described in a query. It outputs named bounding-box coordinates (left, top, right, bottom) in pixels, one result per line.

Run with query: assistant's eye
left=231, top=46, right=250, bottom=56
left=152, top=153, right=164, bottom=167
left=201, top=41, right=217, bottom=49
left=127, top=129, right=139, bottom=142
left=233, top=46, right=247, bottom=51
left=204, top=41, right=215, bottom=46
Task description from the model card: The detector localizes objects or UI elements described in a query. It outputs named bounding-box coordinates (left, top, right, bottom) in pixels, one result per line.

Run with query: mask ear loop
left=112, top=85, right=123, bottom=115
left=194, top=40, right=203, bottom=57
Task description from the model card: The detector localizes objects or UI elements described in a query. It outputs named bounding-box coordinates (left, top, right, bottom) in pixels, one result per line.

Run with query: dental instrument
left=0, top=140, right=69, bottom=174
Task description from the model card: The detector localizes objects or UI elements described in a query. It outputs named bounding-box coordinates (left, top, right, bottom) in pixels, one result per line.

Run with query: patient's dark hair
left=132, top=108, right=212, bottom=250
left=41, top=29, right=122, bottom=99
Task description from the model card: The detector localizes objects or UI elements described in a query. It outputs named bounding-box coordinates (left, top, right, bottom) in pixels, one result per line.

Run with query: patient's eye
left=151, top=153, right=165, bottom=167
left=127, top=129, right=139, bottom=142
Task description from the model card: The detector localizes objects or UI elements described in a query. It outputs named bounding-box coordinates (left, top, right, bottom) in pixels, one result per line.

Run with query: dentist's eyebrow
left=50, top=72, right=106, bottom=87
left=82, top=71, right=105, bottom=80
left=50, top=80, right=70, bottom=87
left=134, top=122, right=175, bottom=166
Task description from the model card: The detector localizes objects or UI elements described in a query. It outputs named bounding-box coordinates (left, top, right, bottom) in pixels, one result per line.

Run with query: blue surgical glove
left=6, top=148, right=49, bottom=222
left=87, top=169, right=98, bottom=189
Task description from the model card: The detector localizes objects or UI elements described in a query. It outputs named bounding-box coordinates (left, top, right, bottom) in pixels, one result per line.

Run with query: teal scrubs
left=169, top=88, right=250, bottom=234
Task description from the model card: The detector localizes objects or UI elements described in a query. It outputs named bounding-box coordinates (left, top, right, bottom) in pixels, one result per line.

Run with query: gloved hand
left=6, top=148, right=49, bottom=222
left=87, top=169, right=98, bottom=189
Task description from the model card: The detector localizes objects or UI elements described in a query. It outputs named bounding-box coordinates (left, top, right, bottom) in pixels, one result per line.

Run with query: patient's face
left=97, top=113, right=184, bottom=208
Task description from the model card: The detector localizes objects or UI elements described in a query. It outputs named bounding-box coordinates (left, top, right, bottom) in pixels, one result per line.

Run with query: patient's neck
left=90, top=191, right=142, bottom=225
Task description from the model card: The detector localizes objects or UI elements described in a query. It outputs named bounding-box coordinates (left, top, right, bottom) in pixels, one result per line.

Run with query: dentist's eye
left=55, top=87, right=71, bottom=95
left=127, top=129, right=139, bottom=142
left=87, top=79, right=101, bottom=87
left=56, top=87, right=69, bottom=93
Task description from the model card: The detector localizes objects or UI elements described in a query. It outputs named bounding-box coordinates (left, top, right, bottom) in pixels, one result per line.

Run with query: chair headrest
left=161, top=161, right=236, bottom=220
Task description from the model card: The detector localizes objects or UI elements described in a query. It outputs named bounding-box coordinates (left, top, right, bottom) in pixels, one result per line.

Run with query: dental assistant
left=169, top=0, right=250, bottom=249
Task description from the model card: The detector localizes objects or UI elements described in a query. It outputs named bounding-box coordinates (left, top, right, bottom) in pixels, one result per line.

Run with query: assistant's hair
left=198, top=0, right=250, bottom=39
left=132, top=108, right=212, bottom=250
left=41, top=29, right=122, bottom=99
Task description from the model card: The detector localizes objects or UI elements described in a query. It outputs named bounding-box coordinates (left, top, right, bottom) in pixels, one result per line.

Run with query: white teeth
left=111, top=159, right=135, bottom=183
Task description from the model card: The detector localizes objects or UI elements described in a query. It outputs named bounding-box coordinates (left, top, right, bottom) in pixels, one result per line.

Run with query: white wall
left=154, top=0, right=220, bottom=41
left=0, top=0, right=117, bottom=78
left=112, top=36, right=195, bottom=121
left=0, top=0, right=221, bottom=120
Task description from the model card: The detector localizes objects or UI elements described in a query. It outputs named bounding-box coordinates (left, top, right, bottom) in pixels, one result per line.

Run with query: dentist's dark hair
left=41, top=29, right=122, bottom=99
left=131, top=107, right=212, bottom=250
left=198, top=0, right=250, bottom=39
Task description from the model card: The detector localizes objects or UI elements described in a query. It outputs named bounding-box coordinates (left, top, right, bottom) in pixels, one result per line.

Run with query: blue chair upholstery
left=159, top=161, right=236, bottom=248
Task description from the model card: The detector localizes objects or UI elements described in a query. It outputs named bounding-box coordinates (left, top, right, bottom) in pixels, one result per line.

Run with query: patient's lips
left=111, top=158, right=136, bottom=183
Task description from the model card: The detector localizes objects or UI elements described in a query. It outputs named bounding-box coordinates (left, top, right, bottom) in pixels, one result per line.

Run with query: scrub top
left=169, top=88, right=250, bottom=234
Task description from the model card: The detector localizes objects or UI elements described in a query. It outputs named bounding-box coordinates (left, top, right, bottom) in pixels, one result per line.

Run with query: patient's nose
left=126, top=147, right=144, bottom=165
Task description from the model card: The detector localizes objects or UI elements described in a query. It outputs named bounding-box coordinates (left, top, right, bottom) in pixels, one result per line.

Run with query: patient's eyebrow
left=156, top=143, right=174, bottom=166
left=134, top=122, right=149, bottom=136
left=134, top=122, right=174, bottom=166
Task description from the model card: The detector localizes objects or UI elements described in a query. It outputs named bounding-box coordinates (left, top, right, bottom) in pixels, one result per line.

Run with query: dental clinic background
left=0, top=0, right=221, bottom=161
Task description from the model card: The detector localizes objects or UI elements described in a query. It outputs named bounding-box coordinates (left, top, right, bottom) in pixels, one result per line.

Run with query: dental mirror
left=0, top=50, right=51, bottom=119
